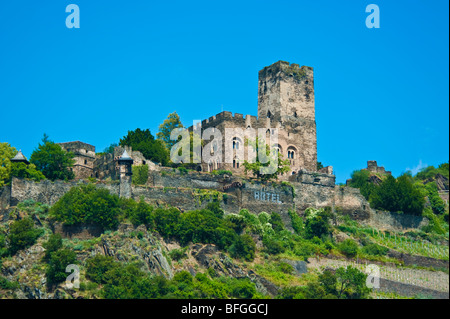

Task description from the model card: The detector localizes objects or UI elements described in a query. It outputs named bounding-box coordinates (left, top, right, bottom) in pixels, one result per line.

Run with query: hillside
left=0, top=180, right=448, bottom=300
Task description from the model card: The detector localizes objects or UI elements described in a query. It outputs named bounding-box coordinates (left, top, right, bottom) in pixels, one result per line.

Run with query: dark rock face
left=191, top=244, right=279, bottom=296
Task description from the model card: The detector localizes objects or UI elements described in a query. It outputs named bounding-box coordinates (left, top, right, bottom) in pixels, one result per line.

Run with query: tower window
left=267, top=111, right=272, bottom=118
left=84, top=159, right=88, bottom=165
left=294, top=111, right=298, bottom=118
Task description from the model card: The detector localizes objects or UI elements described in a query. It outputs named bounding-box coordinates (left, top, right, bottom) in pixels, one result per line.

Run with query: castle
left=2, top=60, right=431, bottom=233
left=57, top=61, right=331, bottom=181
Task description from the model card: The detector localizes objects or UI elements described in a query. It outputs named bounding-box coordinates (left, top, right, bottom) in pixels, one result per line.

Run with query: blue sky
left=0, top=0, right=448, bottom=183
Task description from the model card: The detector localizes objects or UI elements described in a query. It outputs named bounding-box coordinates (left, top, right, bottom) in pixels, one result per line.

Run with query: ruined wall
left=0, top=185, right=11, bottom=217
left=58, top=141, right=96, bottom=180
left=9, top=177, right=119, bottom=206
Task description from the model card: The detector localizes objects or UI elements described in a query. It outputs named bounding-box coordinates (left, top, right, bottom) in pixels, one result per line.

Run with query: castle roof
left=11, top=150, right=30, bottom=164
left=118, top=150, right=133, bottom=162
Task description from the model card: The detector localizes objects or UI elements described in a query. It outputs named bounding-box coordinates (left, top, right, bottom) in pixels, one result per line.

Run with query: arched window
left=232, top=137, right=241, bottom=150
left=267, top=110, right=272, bottom=118
left=287, top=146, right=297, bottom=164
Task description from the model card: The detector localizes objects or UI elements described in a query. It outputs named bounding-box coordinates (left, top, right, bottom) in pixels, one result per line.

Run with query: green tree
left=157, top=112, right=184, bottom=149
left=229, top=234, right=256, bottom=261
left=243, top=137, right=290, bottom=181
left=45, top=249, right=77, bottom=289
left=10, top=162, right=45, bottom=182
left=348, top=169, right=377, bottom=200
left=0, top=142, right=17, bottom=187
left=42, top=233, right=63, bottom=261
left=120, top=128, right=169, bottom=166
left=30, top=136, right=75, bottom=181
left=50, top=184, right=120, bottom=230
left=7, top=218, right=43, bottom=255
left=132, top=164, right=149, bottom=185
left=335, top=266, right=370, bottom=299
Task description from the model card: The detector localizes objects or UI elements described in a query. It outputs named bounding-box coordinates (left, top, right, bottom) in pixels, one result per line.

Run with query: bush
left=7, top=218, right=43, bottom=255
left=211, top=170, right=232, bottom=176
left=86, top=255, right=120, bottom=284
left=129, top=200, right=154, bottom=227
left=361, top=243, right=388, bottom=256
left=132, top=164, right=149, bottom=185
left=50, top=184, right=120, bottom=230
left=262, top=235, right=286, bottom=255
left=338, top=239, right=359, bottom=258
left=169, top=248, right=188, bottom=261
left=278, top=262, right=294, bottom=274
left=46, top=249, right=77, bottom=288
left=269, top=212, right=284, bottom=232
left=229, top=234, right=256, bottom=261
left=304, top=208, right=331, bottom=239
left=42, top=233, right=63, bottom=261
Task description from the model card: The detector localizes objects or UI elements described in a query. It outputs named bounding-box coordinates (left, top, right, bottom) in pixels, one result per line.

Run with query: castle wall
left=7, top=174, right=429, bottom=233
left=58, top=141, right=96, bottom=180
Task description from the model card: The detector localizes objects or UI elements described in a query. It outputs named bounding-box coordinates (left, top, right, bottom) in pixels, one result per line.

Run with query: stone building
left=57, top=141, right=96, bottom=179
left=190, top=60, right=320, bottom=177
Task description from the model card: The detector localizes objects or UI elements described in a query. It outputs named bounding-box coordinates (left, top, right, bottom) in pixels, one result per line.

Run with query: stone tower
left=258, top=61, right=315, bottom=122
left=257, top=60, right=317, bottom=172
left=118, top=150, right=133, bottom=198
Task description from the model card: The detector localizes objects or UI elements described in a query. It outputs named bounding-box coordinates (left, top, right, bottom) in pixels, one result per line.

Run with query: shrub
left=229, top=234, right=256, bottom=261
left=169, top=248, right=188, bottom=261
left=45, top=249, right=77, bottom=289
left=361, top=243, right=388, bottom=256
left=262, top=235, right=286, bottom=255
left=278, top=262, right=294, bottom=274
left=132, top=164, right=149, bottom=185
left=304, top=208, right=331, bottom=239
left=50, top=184, right=120, bottom=231
left=338, top=239, right=359, bottom=258
left=7, top=218, right=43, bottom=255
left=269, top=212, right=284, bottom=232
left=85, top=255, right=119, bottom=284
left=42, top=233, right=63, bottom=261
left=129, top=200, right=154, bottom=227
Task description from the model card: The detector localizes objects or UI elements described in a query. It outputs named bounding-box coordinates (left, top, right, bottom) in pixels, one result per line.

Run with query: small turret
left=11, top=150, right=30, bottom=165
left=118, top=150, right=133, bottom=198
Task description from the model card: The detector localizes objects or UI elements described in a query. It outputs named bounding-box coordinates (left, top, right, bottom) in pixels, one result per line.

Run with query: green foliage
left=10, top=162, right=45, bottom=182
left=45, top=249, right=77, bottom=289
left=348, top=169, right=377, bottom=200
left=86, top=255, right=119, bottom=284
left=157, top=112, right=184, bottom=149
left=338, top=239, right=359, bottom=258
left=30, top=136, right=75, bottom=181
left=7, top=218, right=43, bottom=255
left=132, top=164, right=149, bottom=185
left=317, top=161, right=324, bottom=171
left=42, top=233, right=63, bottom=261
left=242, top=137, right=290, bottom=181
left=370, top=174, right=425, bottom=216
left=211, top=170, right=233, bottom=176
left=229, top=234, right=256, bottom=261
left=361, top=243, right=388, bottom=256
left=85, top=255, right=259, bottom=299
left=304, top=207, right=332, bottom=240
left=169, top=247, right=188, bottom=261
left=119, top=128, right=169, bottom=166
left=334, top=266, right=370, bottom=299
left=50, top=184, right=120, bottom=230
left=415, top=162, right=449, bottom=181
left=0, top=142, right=17, bottom=187
left=128, top=200, right=154, bottom=227
left=269, top=212, right=284, bottom=232
left=288, top=210, right=304, bottom=236
left=0, top=276, right=19, bottom=290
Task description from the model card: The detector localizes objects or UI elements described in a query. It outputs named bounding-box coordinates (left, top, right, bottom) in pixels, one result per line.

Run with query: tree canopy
left=30, top=136, right=75, bottom=181
left=119, top=128, right=169, bottom=166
